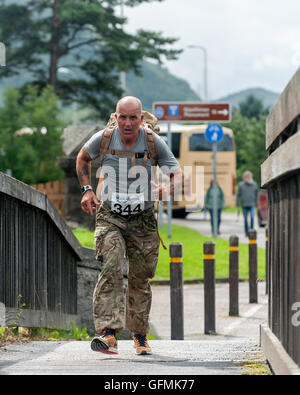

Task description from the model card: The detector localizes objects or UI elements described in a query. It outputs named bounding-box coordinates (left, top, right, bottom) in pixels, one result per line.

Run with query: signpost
left=205, top=123, right=224, bottom=239
left=153, top=102, right=231, bottom=123
left=167, top=123, right=172, bottom=238
left=153, top=102, right=230, bottom=238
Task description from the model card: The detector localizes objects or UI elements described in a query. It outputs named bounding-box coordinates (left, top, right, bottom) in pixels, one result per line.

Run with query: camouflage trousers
left=93, top=203, right=160, bottom=335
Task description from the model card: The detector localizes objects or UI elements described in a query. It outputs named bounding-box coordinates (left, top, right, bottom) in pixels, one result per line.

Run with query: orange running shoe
left=91, top=329, right=118, bottom=354
left=133, top=334, right=152, bottom=355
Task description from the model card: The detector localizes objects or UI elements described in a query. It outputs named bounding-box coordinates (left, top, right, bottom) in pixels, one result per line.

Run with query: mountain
left=0, top=60, right=200, bottom=114
left=125, top=61, right=200, bottom=110
left=217, top=87, right=279, bottom=110
left=0, top=58, right=279, bottom=119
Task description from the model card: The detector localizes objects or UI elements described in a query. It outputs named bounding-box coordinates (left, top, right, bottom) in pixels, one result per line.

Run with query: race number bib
left=111, top=193, right=145, bottom=216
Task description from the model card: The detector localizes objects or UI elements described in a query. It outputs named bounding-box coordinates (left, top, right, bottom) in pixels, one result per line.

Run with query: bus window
left=189, top=134, right=234, bottom=152
left=159, top=133, right=181, bottom=158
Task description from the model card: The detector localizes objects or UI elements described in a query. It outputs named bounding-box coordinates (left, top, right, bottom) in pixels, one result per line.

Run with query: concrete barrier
left=260, top=324, right=300, bottom=375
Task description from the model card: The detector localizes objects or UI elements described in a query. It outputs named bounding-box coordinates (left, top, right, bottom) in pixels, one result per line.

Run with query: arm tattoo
left=78, top=164, right=90, bottom=177
left=77, top=162, right=91, bottom=186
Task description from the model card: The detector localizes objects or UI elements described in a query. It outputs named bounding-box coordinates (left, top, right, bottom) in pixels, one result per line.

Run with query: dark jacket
left=236, top=181, right=258, bottom=207
left=204, top=186, right=225, bottom=210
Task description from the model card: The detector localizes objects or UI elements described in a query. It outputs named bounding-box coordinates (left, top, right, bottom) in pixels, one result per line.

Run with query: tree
left=0, top=0, right=181, bottom=119
left=227, top=109, right=267, bottom=185
left=0, top=85, right=65, bottom=184
left=239, top=94, right=268, bottom=119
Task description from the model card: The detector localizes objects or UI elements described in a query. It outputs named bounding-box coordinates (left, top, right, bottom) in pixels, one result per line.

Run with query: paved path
left=0, top=339, right=266, bottom=376
left=0, top=283, right=270, bottom=375
left=172, top=212, right=267, bottom=248
left=0, top=213, right=270, bottom=376
left=150, top=282, right=268, bottom=341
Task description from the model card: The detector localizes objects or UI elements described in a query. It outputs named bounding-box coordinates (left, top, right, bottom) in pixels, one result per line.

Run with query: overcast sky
left=123, top=0, right=300, bottom=100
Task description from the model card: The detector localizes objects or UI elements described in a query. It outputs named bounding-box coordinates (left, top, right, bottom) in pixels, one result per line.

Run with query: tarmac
left=0, top=214, right=271, bottom=376
left=0, top=282, right=270, bottom=376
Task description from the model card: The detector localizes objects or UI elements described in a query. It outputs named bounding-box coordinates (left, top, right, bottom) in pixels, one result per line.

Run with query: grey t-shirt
left=84, top=127, right=180, bottom=213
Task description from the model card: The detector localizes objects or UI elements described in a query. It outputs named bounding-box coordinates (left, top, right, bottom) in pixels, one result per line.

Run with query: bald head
left=116, top=96, right=142, bottom=115
left=115, top=96, right=144, bottom=143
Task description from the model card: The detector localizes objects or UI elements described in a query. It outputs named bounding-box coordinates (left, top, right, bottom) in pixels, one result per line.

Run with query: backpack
left=98, top=111, right=160, bottom=170
left=96, top=111, right=167, bottom=250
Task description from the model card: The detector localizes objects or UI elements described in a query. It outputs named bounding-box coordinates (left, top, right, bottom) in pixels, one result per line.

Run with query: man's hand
left=151, top=169, right=183, bottom=201
left=151, top=181, right=164, bottom=201
left=81, top=190, right=100, bottom=216
left=76, top=147, right=100, bottom=215
left=150, top=180, right=175, bottom=201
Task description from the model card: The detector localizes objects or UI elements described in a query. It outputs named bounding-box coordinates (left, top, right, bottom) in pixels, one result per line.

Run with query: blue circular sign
left=205, top=123, right=224, bottom=143
left=155, top=106, right=164, bottom=119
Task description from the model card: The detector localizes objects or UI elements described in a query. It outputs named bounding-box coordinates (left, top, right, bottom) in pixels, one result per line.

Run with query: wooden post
left=266, top=228, right=269, bottom=295
left=229, top=235, right=239, bottom=316
left=248, top=229, right=258, bottom=303
left=169, top=242, right=184, bottom=340
left=204, top=241, right=216, bottom=334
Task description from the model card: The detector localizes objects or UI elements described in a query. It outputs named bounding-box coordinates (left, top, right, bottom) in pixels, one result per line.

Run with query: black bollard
left=266, top=228, right=269, bottom=295
left=248, top=230, right=258, bottom=303
left=229, top=235, right=239, bottom=316
left=170, top=242, right=184, bottom=340
left=204, top=241, right=216, bottom=335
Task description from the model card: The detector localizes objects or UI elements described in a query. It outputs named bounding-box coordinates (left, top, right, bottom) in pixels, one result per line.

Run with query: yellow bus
left=159, top=124, right=236, bottom=218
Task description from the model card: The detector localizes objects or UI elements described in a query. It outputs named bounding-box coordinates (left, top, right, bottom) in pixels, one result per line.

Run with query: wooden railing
left=261, top=67, right=300, bottom=368
left=0, top=172, right=82, bottom=329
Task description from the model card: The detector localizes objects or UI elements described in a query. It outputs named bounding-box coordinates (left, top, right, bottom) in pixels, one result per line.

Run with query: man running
left=76, top=96, right=182, bottom=355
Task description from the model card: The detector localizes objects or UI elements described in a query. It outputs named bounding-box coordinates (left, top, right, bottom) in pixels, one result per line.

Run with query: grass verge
left=0, top=324, right=92, bottom=348
left=73, top=224, right=265, bottom=281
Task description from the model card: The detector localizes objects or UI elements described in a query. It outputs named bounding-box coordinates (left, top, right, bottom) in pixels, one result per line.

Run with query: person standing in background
left=236, top=171, right=258, bottom=237
left=204, top=180, right=225, bottom=236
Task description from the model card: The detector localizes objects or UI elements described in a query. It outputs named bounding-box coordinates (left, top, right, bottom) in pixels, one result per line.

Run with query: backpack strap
left=100, top=126, right=158, bottom=168
left=99, top=126, right=115, bottom=165
left=97, top=126, right=158, bottom=196
left=144, top=127, right=158, bottom=167
left=96, top=126, right=115, bottom=198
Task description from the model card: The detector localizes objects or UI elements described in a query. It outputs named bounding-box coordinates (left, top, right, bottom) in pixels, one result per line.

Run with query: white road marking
left=222, top=304, right=263, bottom=336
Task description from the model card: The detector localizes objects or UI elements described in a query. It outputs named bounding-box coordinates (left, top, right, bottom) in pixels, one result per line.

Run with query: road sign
left=153, top=102, right=231, bottom=123
left=205, top=123, right=224, bottom=143
left=204, top=123, right=224, bottom=239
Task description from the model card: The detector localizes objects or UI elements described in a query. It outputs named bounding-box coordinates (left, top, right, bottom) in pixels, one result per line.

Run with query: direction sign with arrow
left=153, top=102, right=231, bottom=123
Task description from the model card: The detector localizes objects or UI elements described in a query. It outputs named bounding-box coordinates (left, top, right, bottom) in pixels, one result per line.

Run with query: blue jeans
left=242, top=206, right=255, bottom=236
left=208, top=209, right=222, bottom=234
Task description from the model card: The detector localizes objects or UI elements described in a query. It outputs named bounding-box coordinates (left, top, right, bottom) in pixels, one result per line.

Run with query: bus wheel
left=173, top=208, right=188, bottom=219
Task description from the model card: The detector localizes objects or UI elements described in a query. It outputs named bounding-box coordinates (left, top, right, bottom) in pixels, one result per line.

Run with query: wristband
left=81, top=185, right=93, bottom=195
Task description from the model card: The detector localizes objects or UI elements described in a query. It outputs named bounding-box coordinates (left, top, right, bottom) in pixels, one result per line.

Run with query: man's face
left=115, top=102, right=143, bottom=139
left=244, top=173, right=251, bottom=182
